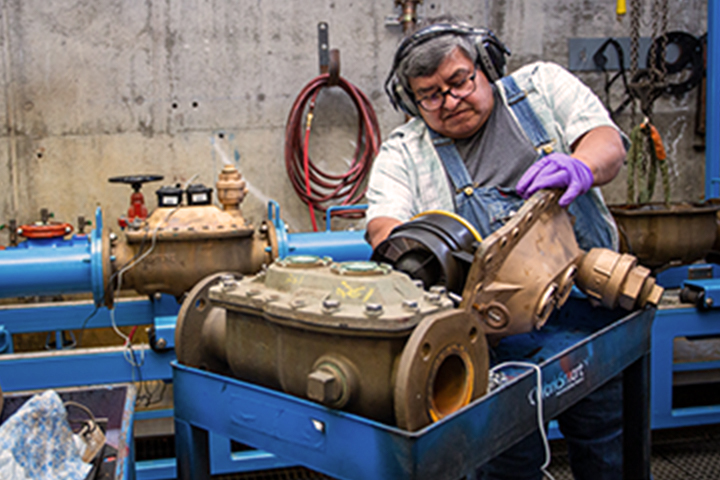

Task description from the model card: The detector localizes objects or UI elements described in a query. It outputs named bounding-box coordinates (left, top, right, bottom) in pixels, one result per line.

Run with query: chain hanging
left=626, top=0, right=671, bottom=205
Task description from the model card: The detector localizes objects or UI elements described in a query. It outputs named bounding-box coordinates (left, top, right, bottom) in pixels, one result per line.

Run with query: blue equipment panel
left=173, top=299, right=655, bottom=480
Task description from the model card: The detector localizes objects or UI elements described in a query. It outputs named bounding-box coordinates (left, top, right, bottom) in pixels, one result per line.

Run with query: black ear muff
left=391, top=80, right=420, bottom=117
left=384, top=23, right=510, bottom=116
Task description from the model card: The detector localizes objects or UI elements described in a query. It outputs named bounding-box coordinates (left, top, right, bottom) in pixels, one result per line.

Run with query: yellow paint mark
left=285, top=274, right=304, bottom=285
left=363, top=288, right=375, bottom=302
left=336, top=281, right=369, bottom=299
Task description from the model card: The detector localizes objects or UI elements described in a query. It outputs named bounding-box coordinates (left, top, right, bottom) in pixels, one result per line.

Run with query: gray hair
left=396, top=18, right=479, bottom=96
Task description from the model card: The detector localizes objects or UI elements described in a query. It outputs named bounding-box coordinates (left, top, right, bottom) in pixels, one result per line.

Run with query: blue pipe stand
left=173, top=298, right=655, bottom=480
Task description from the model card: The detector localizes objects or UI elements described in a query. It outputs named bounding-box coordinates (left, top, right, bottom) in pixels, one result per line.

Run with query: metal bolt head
left=307, top=369, right=342, bottom=404
left=364, top=303, right=383, bottom=316
left=220, top=274, right=237, bottom=291
left=429, top=285, right=447, bottom=295
left=322, top=298, right=341, bottom=312
left=424, top=292, right=442, bottom=305
left=155, top=337, right=167, bottom=349
left=402, top=299, right=419, bottom=312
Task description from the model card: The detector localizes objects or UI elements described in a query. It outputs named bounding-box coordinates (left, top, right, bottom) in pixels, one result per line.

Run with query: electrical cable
left=285, top=73, right=381, bottom=231
left=107, top=174, right=199, bottom=371
left=488, top=361, right=556, bottom=480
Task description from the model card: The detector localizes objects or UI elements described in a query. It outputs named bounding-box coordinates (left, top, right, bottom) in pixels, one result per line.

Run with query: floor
left=545, top=424, right=720, bottom=480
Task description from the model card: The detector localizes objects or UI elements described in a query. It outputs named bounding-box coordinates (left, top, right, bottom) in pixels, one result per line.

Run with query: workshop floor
left=545, top=424, right=720, bottom=480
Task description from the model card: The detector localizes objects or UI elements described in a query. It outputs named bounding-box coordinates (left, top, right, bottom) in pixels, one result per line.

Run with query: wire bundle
left=284, top=73, right=381, bottom=231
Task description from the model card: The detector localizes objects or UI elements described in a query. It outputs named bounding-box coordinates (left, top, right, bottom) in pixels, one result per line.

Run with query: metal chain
left=648, top=0, right=669, bottom=87
left=629, top=0, right=643, bottom=122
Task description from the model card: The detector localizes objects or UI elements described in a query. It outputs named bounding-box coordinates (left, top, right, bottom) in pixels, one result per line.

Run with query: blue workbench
left=172, top=297, right=654, bottom=480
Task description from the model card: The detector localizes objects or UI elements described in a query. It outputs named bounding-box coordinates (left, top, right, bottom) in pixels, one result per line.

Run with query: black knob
left=109, top=175, right=164, bottom=192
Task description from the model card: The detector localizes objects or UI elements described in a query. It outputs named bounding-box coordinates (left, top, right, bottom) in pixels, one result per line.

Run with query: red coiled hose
left=285, top=73, right=381, bottom=231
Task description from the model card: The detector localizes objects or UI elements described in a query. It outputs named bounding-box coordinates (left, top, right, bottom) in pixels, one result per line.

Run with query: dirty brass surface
left=460, top=190, right=583, bottom=337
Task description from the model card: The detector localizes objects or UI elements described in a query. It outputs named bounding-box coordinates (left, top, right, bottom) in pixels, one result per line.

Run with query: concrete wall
left=0, top=0, right=709, bottom=237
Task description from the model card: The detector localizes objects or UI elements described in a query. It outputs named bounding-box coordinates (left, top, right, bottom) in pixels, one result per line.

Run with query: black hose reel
left=371, top=212, right=481, bottom=295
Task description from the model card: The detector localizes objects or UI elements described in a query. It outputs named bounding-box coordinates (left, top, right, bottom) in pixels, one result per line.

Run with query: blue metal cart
left=172, top=298, right=655, bottom=480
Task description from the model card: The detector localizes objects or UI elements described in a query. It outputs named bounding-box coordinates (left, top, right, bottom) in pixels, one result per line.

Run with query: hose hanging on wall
left=284, top=49, right=381, bottom=231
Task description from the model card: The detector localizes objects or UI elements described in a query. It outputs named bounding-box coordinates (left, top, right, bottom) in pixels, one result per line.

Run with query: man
left=366, top=16, right=628, bottom=480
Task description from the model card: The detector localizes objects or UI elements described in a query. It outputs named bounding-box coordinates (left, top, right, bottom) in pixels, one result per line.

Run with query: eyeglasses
left=415, top=69, right=477, bottom=112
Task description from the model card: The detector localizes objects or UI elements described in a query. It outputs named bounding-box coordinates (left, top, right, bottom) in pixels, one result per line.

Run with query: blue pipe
left=0, top=203, right=372, bottom=304
left=268, top=201, right=372, bottom=262
left=707, top=0, right=719, bottom=199
left=0, top=208, right=106, bottom=305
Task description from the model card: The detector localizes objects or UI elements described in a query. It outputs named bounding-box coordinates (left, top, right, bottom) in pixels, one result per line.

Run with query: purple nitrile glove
left=515, top=152, right=594, bottom=207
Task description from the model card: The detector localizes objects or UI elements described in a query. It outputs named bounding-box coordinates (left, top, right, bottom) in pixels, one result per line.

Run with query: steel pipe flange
left=175, top=272, right=236, bottom=376
left=393, top=309, right=488, bottom=431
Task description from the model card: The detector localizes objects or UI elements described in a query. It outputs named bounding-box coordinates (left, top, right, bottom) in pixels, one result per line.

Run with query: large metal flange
left=394, top=308, right=489, bottom=431
left=175, top=272, right=237, bottom=376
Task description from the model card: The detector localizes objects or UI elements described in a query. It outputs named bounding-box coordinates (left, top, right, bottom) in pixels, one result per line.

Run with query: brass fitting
left=576, top=248, right=664, bottom=310
left=216, top=165, right=248, bottom=212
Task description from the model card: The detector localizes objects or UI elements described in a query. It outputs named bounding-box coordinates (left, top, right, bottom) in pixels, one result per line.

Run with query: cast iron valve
left=109, top=174, right=164, bottom=228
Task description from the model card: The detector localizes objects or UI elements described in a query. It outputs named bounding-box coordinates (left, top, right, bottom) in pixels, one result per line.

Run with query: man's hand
left=367, top=217, right=402, bottom=249
left=515, top=153, right=594, bottom=207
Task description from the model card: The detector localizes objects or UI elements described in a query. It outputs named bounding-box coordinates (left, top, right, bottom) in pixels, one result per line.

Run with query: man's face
left=409, top=47, right=494, bottom=139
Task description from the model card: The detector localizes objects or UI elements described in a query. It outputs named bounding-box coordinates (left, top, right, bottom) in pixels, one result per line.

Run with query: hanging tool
left=626, top=118, right=670, bottom=205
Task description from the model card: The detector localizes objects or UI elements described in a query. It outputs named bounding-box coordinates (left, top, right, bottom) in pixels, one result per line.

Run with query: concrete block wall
left=0, top=0, right=709, bottom=237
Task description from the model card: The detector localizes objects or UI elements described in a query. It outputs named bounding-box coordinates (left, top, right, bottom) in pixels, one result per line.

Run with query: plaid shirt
left=367, top=61, right=624, bottom=224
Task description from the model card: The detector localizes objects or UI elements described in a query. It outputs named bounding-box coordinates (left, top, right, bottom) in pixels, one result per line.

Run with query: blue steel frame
left=706, top=0, right=719, bottom=199
left=646, top=2, right=720, bottom=429
left=173, top=300, right=655, bottom=480
left=0, top=295, right=295, bottom=480
left=652, top=304, right=720, bottom=429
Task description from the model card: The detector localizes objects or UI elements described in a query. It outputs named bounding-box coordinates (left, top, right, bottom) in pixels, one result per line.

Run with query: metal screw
left=155, top=337, right=167, bottom=349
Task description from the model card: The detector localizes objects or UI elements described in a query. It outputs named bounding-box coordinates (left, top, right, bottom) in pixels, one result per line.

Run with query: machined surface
left=393, top=308, right=488, bottom=431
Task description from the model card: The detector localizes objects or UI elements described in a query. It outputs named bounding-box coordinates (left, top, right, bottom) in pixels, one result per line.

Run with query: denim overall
left=431, top=76, right=623, bottom=480
left=430, top=76, right=615, bottom=252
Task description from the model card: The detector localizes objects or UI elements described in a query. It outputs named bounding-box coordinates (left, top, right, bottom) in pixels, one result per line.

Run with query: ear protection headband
left=384, top=23, right=510, bottom=117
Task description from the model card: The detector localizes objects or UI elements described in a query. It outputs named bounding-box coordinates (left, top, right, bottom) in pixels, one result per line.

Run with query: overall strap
left=428, top=131, right=475, bottom=195
left=498, top=76, right=554, bottom=155
left=428, top=129, right=495, bottom=236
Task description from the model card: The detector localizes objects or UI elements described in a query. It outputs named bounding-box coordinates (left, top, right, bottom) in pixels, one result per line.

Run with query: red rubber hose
left=285, top=73, right=381, bottom=231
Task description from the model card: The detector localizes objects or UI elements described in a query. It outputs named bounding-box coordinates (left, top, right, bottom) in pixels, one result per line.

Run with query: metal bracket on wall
left=568, top=37, right=652, bottom=71
left=318, top=22, right=330, bottom=74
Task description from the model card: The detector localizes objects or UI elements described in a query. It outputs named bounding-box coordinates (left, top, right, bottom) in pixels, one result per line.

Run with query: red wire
left=285, top=73, right=381, bottom=231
